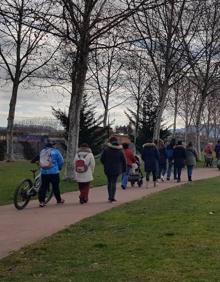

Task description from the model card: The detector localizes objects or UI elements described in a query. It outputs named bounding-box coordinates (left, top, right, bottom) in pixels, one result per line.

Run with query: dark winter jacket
left=173, top=145, right=186, bottom=168
left=159, top=147, right=167, bottom=165
left=100, top=143, right=126, bottom=176
left=141, top=143, right=160, bottom=172
left=214, top=143, right=220, bottom=159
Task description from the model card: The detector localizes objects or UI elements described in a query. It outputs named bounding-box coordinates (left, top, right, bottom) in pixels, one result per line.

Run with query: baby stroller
left=128, top=155, right=143, bottom=187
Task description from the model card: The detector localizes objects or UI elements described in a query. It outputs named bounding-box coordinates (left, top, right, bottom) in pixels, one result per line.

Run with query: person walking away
left=121, top=143, right=136, bottom=189
left=141, top=139, right=160, bottom=188
left=73, top=143, right=95, bottom=204
left=39, top=142, right=64, bottom=207
left=204, top=143, right=213, bottom=167
left=214, top=140, right=220, bottom=168
left=101, top=136, right=126, bottom=202
left=158, top=139, right=167, bottom=181
left=173, top=141, right=186, bottom=182
left=166, top=138, right=176, bottom=180
left=185, top=142, right=198, bottom=181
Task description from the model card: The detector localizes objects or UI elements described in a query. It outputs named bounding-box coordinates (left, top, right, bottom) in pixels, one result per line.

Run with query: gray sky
left=0, top=84, right=129, bottom=127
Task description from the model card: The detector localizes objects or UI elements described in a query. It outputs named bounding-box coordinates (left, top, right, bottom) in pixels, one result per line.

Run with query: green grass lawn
left=1, top=177, right=220, bottom=281
left=0, top=160, right=106, bottom=206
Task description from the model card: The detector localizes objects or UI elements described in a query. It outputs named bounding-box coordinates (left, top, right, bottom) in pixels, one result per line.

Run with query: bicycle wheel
left=14, top=179, right=33, bottom=210
left=44, top=185, right=53, bottom=204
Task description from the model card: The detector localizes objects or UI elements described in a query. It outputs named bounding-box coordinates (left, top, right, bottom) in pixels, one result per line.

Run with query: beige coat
left=73, top=148, right=95, bottom=183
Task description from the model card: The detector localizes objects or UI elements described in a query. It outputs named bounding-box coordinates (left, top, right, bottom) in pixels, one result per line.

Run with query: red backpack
left=75, top=154, right=88, bottom=173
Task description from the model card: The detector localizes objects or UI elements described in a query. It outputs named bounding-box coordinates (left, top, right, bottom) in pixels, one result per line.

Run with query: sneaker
left=121, top=185, right=126, bottom=190
left=57, top=199, right=65, bottom=204
left=161, top=176, right=164, bottom=182
left=167, top=177, right=170, bottom=181
left=39, top=202, right=46, bottom=208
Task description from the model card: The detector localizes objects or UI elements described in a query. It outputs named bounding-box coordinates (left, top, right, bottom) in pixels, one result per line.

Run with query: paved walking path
left=0, top=168, right=219, bottom=259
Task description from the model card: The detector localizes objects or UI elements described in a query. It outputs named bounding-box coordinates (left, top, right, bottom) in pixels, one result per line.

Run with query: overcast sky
left=0, top=84, right=130, bottom=128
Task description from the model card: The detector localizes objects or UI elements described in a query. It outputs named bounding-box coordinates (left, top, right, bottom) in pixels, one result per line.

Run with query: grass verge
left=1, top=177, right=220, bottom=281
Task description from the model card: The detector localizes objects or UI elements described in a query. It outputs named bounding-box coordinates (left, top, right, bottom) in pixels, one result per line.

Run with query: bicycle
left=14, top=169, right=53, bottom=210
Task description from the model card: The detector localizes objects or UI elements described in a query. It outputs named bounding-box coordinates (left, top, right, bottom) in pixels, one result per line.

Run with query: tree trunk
left=195, top=99, right=205, bottom=160
left=184, top=100, right=189, bottom=144
left=173, top=105, right=177, bottom=138
left=103, top=93, right=109, bottom=128
left=173, top=87, right=178, bottom=137
left=6, top=82, right=19, bottom=161
left=153, top=82, right=168, bottom=141
left=65, top=92, right=83, bottom=179
left=64, top=44, right=89, bottom=179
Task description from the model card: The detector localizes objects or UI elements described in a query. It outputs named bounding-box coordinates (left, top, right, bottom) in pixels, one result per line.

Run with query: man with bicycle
left=34, top=142, right=65, bottom=207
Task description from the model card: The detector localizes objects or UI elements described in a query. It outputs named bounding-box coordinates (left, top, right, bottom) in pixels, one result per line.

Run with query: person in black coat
left=100, top=136, right=126, bottom=202
left=141, top=139, right=160, bottom=187
left=173, top=141, right=186, bottom=182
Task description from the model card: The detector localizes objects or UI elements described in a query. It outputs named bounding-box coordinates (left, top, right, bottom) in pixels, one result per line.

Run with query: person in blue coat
left=38, top=142, right=64, bottom=207
left=141, top=139, right=160, bottom=187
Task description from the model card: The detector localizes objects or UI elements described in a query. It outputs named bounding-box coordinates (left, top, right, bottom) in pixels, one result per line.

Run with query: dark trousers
left=159, top=163, right=167, bottom=178
left=146, top=170, right=157, bottom=182
left=106, top=175, right=118, bottom=200
left=39, top=174, right=61, bottom=203
left=176, top=167, right=182, bottom=181
left=78, top=182, right=90, bottom=201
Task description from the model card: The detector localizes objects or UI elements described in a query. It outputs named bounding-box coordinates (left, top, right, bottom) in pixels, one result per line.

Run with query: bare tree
left=130, top=0, right=201, bottom=140
left=123, top=51, right=155, bottom=145
left=184, top=0, right=220, bottom=156
left=88, top=32, right=126, bottom=127
left=201, top=92, right=220, bottom=143
left=32, top=0, right=163, bottom=179
left=177, top=78, right=200, bottom=143
left=0, top=0, right=59, bottom=160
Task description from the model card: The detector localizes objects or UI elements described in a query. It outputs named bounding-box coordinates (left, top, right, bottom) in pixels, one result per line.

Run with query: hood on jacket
left=107, top=143, right=122, bottom=150
left=175, top=145, right=185, bottom=149
left=77, top=147, right=92, bottom=154
left=143, top=143, right=156, bottom=148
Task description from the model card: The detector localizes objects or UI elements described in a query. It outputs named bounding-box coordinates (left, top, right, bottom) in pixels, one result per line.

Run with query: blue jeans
left=187, top=165, right=193, bottom=179
left=121, top=166, right=131, bottom=189
left=167, top=160, right=177, bottom=179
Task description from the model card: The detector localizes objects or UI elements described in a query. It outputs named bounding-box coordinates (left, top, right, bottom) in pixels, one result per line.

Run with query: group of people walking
left=36, top=136, right=220, bottom=208
left=141, top=138, right=198, bottom=187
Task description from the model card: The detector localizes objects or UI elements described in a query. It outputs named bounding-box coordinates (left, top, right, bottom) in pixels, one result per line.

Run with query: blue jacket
left=41, top=148, right=64, bottom=175
left=142, top=143, right=160, bottom=171
left=166, top=144, right=174, bottom=160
